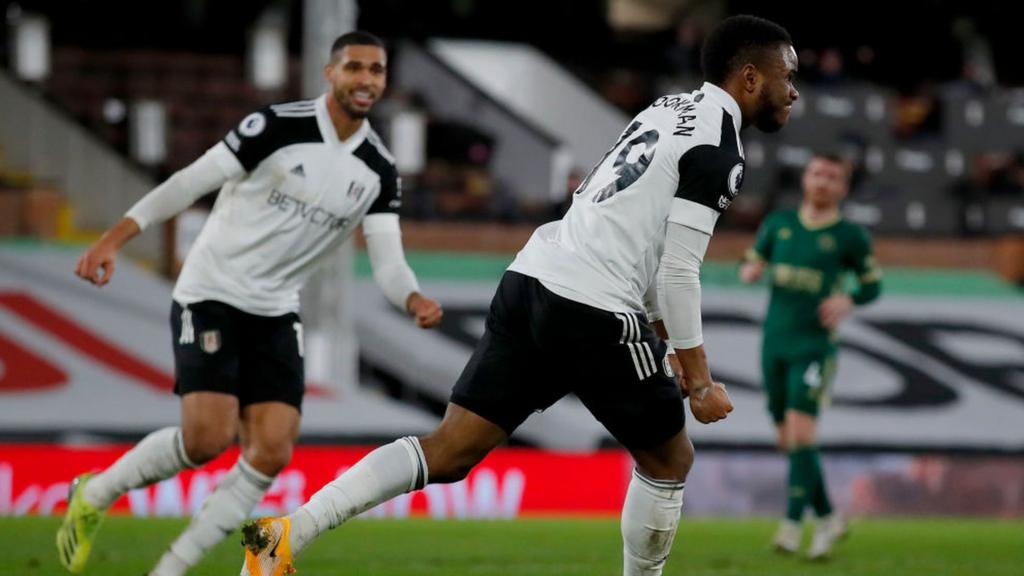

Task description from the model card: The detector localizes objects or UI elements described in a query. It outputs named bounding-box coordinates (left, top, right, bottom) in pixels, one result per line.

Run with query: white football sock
left=289, top=436, right=427, bottom=554
left=621, top=468, right=685, bottom=576
left=82, top=427, right=196, bottom=510
left=150, top=457, right=274, bottom=576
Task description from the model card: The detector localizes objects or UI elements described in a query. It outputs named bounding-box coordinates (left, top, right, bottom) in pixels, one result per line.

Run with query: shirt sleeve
left=366, top=163, right=402, bottom=215
left=669, top=144, right=745, bottom=235
left=747, top=213, right=777, bottom=262
left=363, top=213, right=420, bottom=309
left=846, top=226, right=882, bottom=305
left=125, top=142, right=240, bottom=231
left=657, top=221, right=711, bottom=349
left=221, top=108, right=281, bottom=173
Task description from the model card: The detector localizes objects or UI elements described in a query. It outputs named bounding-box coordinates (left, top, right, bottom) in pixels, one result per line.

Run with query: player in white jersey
left=240, top=15, right=798, bottom=576
left=57, top=32, right=442, bottom=576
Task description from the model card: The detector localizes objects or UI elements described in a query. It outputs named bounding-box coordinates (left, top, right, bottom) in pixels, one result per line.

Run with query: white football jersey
left=173, top=94, right=401, bottom=316
left=509, top=82, right=745, bottom=314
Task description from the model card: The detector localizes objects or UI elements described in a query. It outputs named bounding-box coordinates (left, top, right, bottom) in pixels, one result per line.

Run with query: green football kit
left=748, top=209, right=881, bottom=423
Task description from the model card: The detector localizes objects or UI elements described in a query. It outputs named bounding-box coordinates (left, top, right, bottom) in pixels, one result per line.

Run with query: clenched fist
left=688, top=382, right=733, bottom=424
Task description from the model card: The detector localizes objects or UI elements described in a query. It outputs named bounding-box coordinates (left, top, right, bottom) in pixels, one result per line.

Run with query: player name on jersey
left=510, top=82, right=745, bottom=315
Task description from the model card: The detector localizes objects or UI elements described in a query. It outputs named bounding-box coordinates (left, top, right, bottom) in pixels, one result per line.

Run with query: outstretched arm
left=363, top=213, right=442, bottom=328
left=75, top=143, right=240, bottom=286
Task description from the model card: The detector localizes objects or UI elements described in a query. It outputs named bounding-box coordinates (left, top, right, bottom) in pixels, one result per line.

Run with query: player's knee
left=243, top=441, right=293, bottom=476
left=427, top=450, right=479, bottom=483
left=676, top=436, right=695, bottom=479
left=791, top=431, right=815, bottom=448
left=420, top=437, right=486, bottom=484
left=784, top=411, right=817, bottom=447
left=181, top=424, right=235, bottom=465
left=633, top=435, right=694, bottom=482
left=432, top=461, right=471, bottom=483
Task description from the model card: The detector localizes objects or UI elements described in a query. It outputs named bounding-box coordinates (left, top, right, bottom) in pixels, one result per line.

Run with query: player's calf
left=621, top=431, right=693, bottom=575
left=621, top=469, right=686, bottom=576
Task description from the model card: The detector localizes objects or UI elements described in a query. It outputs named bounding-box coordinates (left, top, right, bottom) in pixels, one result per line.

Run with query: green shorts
left=761, top=347, right=836, bottom=423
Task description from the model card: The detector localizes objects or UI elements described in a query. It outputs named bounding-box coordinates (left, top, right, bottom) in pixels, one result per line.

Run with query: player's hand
left=75, top=239, right=119, bottom=286
left=407, top=293, right=443, bottom=329
left=739, top=261, right=765, bottom=284
left=818, top=294, right=853, bottom=330
left=688, top=381, right=733, bottom=424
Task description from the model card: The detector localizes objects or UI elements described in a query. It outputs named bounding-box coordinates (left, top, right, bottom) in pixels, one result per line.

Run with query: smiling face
left=324, top=44, right=387, bottom=120
left=751, top=44, right=800, bottom=133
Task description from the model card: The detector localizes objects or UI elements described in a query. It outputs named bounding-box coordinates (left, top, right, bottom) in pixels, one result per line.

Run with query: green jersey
left=749, top=209, right=881, bottom=356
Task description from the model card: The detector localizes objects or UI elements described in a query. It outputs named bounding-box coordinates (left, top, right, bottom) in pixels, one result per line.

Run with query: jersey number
left=575, top=121, right=660, bottom=203
left=803, top=362, right=822, bottom=388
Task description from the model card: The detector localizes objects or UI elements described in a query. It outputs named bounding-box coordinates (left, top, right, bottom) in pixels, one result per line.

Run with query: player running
left=739, top=152, right=882, bottom=559
left=240, top=15, right=798, bottom=576
left=57, top=31, right=442, bottom=576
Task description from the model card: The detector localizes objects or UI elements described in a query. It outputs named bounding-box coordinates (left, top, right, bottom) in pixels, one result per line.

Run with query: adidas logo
left=290, top=164, right=305, bottom=177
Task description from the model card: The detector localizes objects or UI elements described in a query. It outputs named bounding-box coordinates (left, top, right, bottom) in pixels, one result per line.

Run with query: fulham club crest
left=200, top=330, right=222, bottom=354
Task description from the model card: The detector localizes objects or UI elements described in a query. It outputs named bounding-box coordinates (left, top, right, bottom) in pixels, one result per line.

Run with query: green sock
left=809, top=448, right=833, bottom=517
left=786, top=447, right=816, bottom=522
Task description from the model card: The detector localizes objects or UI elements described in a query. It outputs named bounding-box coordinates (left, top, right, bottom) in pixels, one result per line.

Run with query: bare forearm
left=102, top=217, right=142, bottom=249
left=75, top=217, right=140, bottom=286
left=674, top=344, right=712, bottom=388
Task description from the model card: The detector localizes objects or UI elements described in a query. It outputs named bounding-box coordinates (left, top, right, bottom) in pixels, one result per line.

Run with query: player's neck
left=714, top=79, right=754, bottom=129
left=799, top=203, right=840, bottom=228
left=325, top=94, right=365, bottom=142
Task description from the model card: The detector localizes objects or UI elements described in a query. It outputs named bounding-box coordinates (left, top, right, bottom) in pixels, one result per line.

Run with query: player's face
left=753, top=45, right=799, bottom=133
left=802, top=157, right=849, bottom=209
left=325, top=45, right=387, bottom=119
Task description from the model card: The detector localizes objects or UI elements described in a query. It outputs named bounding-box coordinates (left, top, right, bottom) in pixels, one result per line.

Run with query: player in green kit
left=739, top=152, right=881, bottom=559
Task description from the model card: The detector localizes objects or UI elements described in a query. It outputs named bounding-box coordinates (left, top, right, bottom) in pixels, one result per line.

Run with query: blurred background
left=1, top=0, right=1022, bottom=523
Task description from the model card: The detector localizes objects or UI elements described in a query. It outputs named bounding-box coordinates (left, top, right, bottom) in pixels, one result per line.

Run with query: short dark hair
left=700, top=15, right=792, bottom=85
left=329, top=30, right=385, bottom=58
left=813, top=151, right=845, bottom=165
left=809, top=151, right=852, bottom=179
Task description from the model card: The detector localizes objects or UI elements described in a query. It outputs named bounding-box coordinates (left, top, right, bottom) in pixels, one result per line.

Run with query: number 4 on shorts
left=803, top=362, right=822, bottom=388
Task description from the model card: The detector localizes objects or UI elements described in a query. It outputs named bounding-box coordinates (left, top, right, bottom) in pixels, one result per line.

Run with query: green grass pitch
left=3, top=516, right=1021, bottom=575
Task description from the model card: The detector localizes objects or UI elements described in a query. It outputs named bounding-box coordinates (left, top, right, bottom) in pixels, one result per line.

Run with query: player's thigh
left=239, top=401, right=301, bottom=474
left=179, top=391, right=240, bottom=462
left=450, top=273, right=569, bottom=436
left=783, top=352, right=836, bottom=420
left=450, top=328, right=563, bottom=436
left=237, top=310, right=305, bottom=412
left=171, top=300, right=243, bottom=400
left=574, top=321, right=684, bottom=451
left=761, top=344, right=788, bottom=425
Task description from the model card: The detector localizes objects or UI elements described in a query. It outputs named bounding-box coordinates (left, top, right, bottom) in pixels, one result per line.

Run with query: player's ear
left=740, top=63, right=761, bottom=94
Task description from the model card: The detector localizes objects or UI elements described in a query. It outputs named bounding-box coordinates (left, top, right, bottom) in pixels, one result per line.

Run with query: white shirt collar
left=315, top=93, right=370, bottom=151
left=700, top=82, right=743, bottom=133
